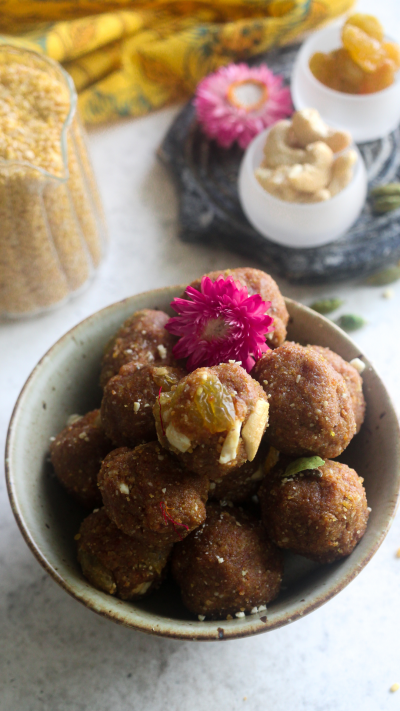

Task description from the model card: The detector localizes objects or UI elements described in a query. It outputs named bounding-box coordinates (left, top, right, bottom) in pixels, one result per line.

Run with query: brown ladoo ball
left=185, top=267, right=288, bottom=348
left=98, top=443, right=209, bottom=546
left=154, top=363, right=269, bottom=479
left=77, top=508, right=171, bottom=600
left=101, top=364, right=186, bottom=447
left=100, top=309, right=178, bottom=387
left=208, top=442, right=275, bottom=504
left=258, top=458, right=369, bottom=563
left=172, top=503, right=283, bottom=619
left=50, top=410, right=113, bottom=509
left=307, top=345, right=366, bottom=433
left=253, top=342, right=356, bottom=458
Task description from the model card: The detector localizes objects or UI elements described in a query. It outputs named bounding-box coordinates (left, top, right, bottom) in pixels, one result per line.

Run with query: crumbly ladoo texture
left=171, top=504, right=283, bottom=619
left=185, top=268, right=288, bottom=348
left=101, top=364, right=186, bottom=447
left=208, top=441, right=272, bottom=504
left=98, top=443, right=209, bottom=546
left=154, top=363, right=269, bottom=479
left=77, top=508, right=171, bottom=600
left=50, top=410, right=113, bottom=509
left=258, top=459, right=369, bottom=563
left=100, top=309, right=178, bottom=387
left=307, top=345, right=365, bottom=433
left=253, top=342, right=356, bottom=458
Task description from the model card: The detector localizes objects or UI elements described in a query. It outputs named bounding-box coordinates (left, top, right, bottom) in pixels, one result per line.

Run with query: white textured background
left=1, top=1, right=400, bottom=709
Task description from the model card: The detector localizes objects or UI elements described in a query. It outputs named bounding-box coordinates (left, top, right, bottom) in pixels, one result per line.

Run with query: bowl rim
left=5, top=286, right=400, bottom=641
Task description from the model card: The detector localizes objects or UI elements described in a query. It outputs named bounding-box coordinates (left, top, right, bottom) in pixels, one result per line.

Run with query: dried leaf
left=310, top=298, right=344, bottom=314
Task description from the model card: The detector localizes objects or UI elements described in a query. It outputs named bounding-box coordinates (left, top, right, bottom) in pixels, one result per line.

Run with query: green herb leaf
left=364, top=265, right=400, bottom=286
left=284, top=456, right=325, bottom=478
left=336, top=314, right=366, bottom=332
left=310, top=298, right=344, bottom=315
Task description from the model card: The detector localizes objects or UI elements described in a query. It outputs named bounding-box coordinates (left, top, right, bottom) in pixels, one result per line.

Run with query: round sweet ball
left=154, top=363, right=269, bottom=479
left=77, top=508, right=171, bottom=600
left=100, top=309, right=178, bottom=388
left=98, top=443, right=209, bottom=546
left=101, top=364, right=186, bottom=448
left=186, top=267, right=288, bottom=348
left=253, top=342, right=356, bottom=458
left=258, top=458, right=369, bottom=563
left=307, top=345, right=366, bottom=434
left=171, top=503, right=283, bottom=619
left=50, top=410, right=113, bottom=509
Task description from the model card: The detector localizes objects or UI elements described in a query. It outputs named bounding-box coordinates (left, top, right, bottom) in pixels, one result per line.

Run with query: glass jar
left=0, top=46, right=107, bottom=317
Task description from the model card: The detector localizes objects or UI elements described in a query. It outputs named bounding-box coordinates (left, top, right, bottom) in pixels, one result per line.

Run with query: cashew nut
left=328, top=149, right=357, bottom=196
left=262, top=120, right=307, bottom=168
left=290, top=108, right=352, bottom=153
left=255, top=165, right=304, bottom=202
left=287, top=141, right=334, bottom=194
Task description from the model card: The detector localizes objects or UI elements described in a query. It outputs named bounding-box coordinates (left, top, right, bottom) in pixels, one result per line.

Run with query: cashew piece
left=262, top=120, right=307, bottom=168
left=290, top=108, right=352, bottom=153
left=328, top=150, right=357, bottom=196
left=287, top=141, right=334, bottom=194
left=255, top=165, right=304, bottom=202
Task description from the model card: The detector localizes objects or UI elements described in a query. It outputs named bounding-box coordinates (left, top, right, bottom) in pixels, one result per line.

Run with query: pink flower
left=194, top=63, right=292, bottom=149
left=165, top=276, right=274, bottom=372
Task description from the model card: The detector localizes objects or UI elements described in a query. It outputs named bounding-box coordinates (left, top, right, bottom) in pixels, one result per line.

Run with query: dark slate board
left=158, top=44, right=400, bottom=285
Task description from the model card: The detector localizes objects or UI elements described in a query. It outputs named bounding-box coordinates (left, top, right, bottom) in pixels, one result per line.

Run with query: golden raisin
left=341, top=24, right=386, bottom=73
left=359, top=59, right=396, bottom=94
left=344, top=13, right=384, bottom=42
left=382, top=41, right=400, bottom=70
left=193, top=378, right=236, bottom=433
left=309, top=52, right=342, bottom=91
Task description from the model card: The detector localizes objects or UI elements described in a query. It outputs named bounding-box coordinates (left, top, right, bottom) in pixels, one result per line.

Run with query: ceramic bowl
left=6, top=286, right=400, bottom=641
left=238, top=126, right=367, bottom=249
left=291, top=24, right=400, bottom=143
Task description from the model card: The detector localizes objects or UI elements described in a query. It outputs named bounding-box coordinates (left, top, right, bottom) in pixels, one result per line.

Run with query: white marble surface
left=2, top=1, right=400, bottom=709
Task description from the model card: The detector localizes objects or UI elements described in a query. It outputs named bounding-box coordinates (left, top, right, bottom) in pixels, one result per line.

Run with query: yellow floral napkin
left=0, top=0, right=354, bottom=124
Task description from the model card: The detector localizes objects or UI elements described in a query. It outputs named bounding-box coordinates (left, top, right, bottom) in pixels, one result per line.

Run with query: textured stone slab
left=159, top=44, right=400, bottom=284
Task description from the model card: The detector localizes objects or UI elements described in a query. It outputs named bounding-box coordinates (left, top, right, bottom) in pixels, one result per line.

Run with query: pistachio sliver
left=310, top=297, right=343, bottom=314
left=336, top=314, right=366, bottom=332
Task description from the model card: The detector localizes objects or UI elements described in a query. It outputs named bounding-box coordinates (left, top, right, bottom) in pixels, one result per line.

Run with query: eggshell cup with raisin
left=101, top=364, right=186, bottom=448
left=98, top=443, right=208, bottom=547
left=253, top=342, right=356, bottom=458
left=171, top=503, right=283, bottom=619
left=50, top=410, right=113, bottom=509
left=154, top=363, right=269, bottom=479
left=258, top=459, right=369, bottom=563
left=307, top=345, right=365, bottom=433
left=185, top=268, right=288, bottom=349
left=100, top=309, right=178, bottom=387
left=77, top=508, right=172, bottom=600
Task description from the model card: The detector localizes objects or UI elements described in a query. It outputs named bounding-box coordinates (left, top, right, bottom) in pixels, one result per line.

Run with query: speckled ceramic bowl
left=6, top=286, right=400, bottom=640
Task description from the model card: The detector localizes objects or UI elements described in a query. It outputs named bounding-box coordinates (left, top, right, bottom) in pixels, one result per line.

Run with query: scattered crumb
left=383, top=288, right=394, bottom=300
left=157, top=344, right=167, bottom=359
left=235, top=611, right=245, bottom=618
left=133, top=401, right=140, bottom=413
left=198, top=615, right=206, bottom=621
left=216, top=556, right=224, bottom=563
left=396, top=548, right=400, bottom=558
left=390, top=683, right=399, bottom=693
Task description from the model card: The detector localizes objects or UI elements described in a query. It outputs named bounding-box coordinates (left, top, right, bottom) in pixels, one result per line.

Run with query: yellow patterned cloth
left=0, top=0, right=354, bottom=124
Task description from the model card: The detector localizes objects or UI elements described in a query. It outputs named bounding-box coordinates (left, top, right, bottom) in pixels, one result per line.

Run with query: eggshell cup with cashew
left=239, top=125, right=367, bottom=248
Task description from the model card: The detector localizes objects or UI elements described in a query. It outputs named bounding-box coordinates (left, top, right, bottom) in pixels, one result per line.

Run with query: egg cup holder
left=158, top=43, right=400, bottom=285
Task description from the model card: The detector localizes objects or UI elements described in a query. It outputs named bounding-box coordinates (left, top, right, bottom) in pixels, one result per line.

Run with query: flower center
left=227, top=79, right=268, bottom=112
left=201, top=317, right=231, bottom=342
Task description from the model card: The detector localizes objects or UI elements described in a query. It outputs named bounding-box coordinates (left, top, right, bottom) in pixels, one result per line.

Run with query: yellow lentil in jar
left=0, top=46, right=107, bottom=317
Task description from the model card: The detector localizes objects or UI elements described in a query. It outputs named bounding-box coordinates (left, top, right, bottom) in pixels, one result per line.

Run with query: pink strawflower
left=194, top=63, right=292, bottom=149
left=165, top=276, right=274, bottom=372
